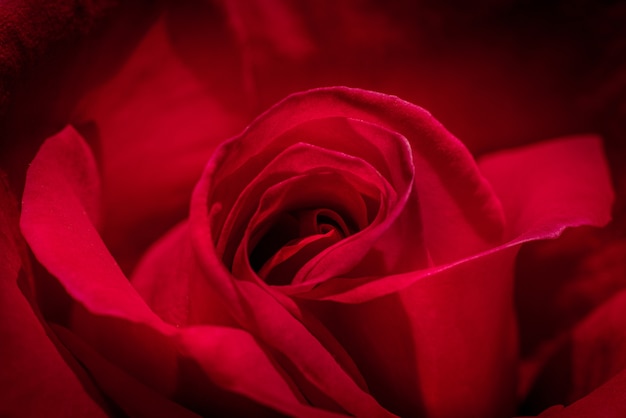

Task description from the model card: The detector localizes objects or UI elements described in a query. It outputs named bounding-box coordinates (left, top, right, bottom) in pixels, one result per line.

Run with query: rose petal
left=230, top=170, right=392, bottom=284
left=299, top=245, right=519, bottom=417
left=259, top=228, right=343, bottom=285
left=132, top=216, right=372, bottom=406
left=59, top=311, right=338, bottom=417
left=216, top=140, right=386, bottom=271
left=20, top=126, right=339, bottom=416
left=131, top=221, right=237, bottom=327
left=67, top=302, right=328, bottom=417
left=51, top=324, right=201, bottom=418
left=478, top=135, right=613, bottom=242
left=20, top=126, right=156, bottom=323
left=480, top=136, right=615, bottom=405
left=20, top=125, right=181, bottom=397
left=221, top=134, right=430, bottom=287
left=512, top=224, right=624, bottom=399
left=209, top=116, right=415, bottom=239
left=193, top=199, right=394, bottom=414
left=0, top=174, right=109, bottom=417
left=175, top=325, right=346, bottom=418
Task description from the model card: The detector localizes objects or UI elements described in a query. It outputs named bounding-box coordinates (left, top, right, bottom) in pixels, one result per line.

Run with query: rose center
left=249, top=208, right=353, bottom=286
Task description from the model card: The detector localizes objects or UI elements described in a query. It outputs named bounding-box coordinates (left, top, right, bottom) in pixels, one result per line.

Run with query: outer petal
left=478, top=135, right=613, bottom=243
left=20, top=126, right=338, bottom=417
left=51, top=324, right=201, bottom=418
left=301, top=245, right=519, bottom=418
left=487, top=136, right=618, bottom=395
left=0, top=174, right=109, bottom=417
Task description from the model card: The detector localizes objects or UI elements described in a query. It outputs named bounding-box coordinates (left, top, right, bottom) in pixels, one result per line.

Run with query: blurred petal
left=0, top=1, right=157, bottom=193
left=73, top=6, right=251, bottom=273
left=222, top=0, right=595, bottom=153
left=526, top=288, right=626, bottom=417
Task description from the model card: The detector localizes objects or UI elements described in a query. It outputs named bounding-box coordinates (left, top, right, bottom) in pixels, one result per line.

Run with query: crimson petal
left=20, top=126, right=338, bottom=417
left=0, top=174, right=108, bottom=418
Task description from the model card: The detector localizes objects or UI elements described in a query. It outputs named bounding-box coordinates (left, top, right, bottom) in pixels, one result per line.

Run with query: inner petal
left=252, top=208, right=351, bottom=286
left=214, top=142, right=379, bottom=271
left=230, top=169, right=393, bottom=286
left=258, top=227, right=343, bottom=286
left=207, top=116, right=414, bottom=249
left=201, top=112, right=425, bottom=288
left=298, top=208, right=351, bottom=238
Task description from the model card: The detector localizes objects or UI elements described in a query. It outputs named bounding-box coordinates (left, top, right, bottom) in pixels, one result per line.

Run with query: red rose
left=5, top=85, right=610, bottom=417
left=1, top=1, right=625, bottom=418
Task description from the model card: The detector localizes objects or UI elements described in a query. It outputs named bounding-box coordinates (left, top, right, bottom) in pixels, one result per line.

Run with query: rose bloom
left=1, top=1, right=625, bottom=418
